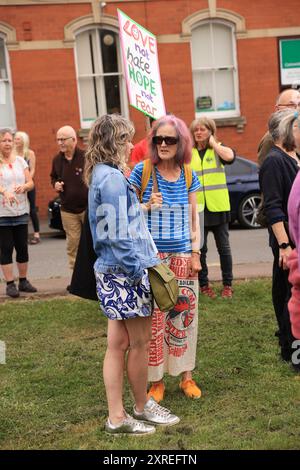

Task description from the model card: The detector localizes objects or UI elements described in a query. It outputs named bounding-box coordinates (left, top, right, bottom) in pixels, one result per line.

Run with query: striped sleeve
left=188, top=170, right=201, bottom=193
left=129, top=161, right=144, bottom=190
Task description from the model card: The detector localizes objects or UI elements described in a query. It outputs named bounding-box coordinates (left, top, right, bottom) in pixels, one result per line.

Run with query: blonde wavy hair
left=0, top=129, right=14, bottom=164
left=84, top=114, right=134, bottom=186
left=14, top=131, right=30, bottom=159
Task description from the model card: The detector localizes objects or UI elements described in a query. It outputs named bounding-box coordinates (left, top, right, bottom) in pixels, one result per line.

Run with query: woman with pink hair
left=130, top=114, right=202, bottom=402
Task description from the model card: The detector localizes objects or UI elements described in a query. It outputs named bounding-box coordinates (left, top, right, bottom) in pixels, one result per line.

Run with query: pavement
left=0, top=220, right=273, bottom=301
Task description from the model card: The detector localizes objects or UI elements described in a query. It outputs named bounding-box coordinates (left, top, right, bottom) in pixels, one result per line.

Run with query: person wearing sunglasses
left=50, top=126, right=88, bottom=284
left=130, top=114, right=202, bottom=403
left=85, top=114, right=179, bottom=435
left=190, top=117, right=235, bottom=300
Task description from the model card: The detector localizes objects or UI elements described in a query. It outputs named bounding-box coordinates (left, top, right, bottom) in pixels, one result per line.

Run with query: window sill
left=214, top=116, right=247, bottom=133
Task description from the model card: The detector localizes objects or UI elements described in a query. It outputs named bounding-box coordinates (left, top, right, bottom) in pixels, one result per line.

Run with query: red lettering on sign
left=123, top=20, right=131, bottom=37
left=123, top=20, right=155, bottom=54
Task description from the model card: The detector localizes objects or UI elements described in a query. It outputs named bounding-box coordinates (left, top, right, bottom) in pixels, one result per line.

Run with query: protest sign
left=118, top=9, right=166, bottom=119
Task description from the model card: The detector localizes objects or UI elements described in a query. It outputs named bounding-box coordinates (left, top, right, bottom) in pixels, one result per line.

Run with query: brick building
left=1, top=0, right=300, bottom=216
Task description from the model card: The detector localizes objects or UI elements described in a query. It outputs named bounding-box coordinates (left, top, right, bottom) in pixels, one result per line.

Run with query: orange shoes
left=147, top=381, right=165, bottom=403
left=148, top=379, right=202, bottom=401
left=179, top=379, right=202, bottom=399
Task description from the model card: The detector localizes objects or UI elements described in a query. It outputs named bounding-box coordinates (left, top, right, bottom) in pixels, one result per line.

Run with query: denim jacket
left=89, top=163, right=159, bottom=282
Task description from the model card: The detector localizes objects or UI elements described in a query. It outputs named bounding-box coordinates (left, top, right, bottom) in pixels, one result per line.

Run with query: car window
left=225, top=159, right=255, bottom=177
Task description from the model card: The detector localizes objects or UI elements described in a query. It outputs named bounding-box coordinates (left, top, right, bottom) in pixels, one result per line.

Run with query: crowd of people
left=1, top=86, right=300, bottom=434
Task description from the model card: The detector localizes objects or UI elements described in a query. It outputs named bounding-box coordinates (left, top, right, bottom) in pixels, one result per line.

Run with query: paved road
left=0, top=224, right=273, bottom=299
left=24, top=225, right=272, bottom=281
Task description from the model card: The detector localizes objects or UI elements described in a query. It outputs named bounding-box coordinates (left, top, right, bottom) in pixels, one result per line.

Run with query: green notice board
left=279, top=38, right=300, bottom=86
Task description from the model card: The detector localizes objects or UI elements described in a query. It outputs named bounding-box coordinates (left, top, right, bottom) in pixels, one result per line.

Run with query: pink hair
left=148, top=115, right=192, bottom=165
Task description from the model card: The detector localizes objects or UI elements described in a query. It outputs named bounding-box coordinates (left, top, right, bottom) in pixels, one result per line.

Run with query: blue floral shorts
left=95, top=269, right=152, bottom=320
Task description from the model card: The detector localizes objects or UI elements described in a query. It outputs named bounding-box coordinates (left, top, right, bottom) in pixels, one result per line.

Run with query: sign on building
left=279, top=37, right=300, bottom=87
left=118, top=9, right=166, bottom=119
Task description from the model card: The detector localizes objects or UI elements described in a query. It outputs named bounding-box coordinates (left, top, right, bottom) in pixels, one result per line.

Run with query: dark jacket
left=50, top=147, right=88, bottom=213
left=70, top=210, right=98, bottom=301
left=259, top=145, right=299, bottom=247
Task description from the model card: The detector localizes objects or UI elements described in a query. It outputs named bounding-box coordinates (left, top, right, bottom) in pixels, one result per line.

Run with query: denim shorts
left=95, top=269, right=152, bottom=320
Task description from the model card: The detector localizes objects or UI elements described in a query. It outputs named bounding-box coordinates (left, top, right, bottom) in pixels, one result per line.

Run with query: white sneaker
left=133, top=397, right=180, bottom=426
left=105, top=413, right=156, bottom=436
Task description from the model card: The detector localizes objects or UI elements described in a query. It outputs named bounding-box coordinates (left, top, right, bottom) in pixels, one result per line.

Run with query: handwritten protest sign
left=118, top=9, right=166, bottom=119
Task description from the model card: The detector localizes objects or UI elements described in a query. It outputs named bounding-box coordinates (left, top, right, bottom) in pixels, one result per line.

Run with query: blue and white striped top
left=129, top=162, right=201, bottom=253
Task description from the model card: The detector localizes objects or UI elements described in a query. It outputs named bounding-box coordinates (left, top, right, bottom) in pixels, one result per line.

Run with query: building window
left=0, top=36, right=15, bottom=129
left=75, top=28, right=128, bottom=128
left=191, top=20, right=239, bottom=119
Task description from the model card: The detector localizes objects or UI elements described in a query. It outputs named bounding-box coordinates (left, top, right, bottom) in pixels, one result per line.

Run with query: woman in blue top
left=130, top=115, right=201, bottom=403
left=85, top=114, right=179, bottom=436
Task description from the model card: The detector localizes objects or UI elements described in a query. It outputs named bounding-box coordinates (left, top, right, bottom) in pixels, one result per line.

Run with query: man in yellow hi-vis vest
left=190, top=117, right=235, bottom=298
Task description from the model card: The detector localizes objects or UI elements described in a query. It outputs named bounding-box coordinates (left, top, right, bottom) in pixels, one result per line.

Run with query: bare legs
left=126, top=316, right=152, bottom=412
left=1, top=263, right=14, bottom=282
left=182, top=371, right=193, bottom=381
left=103, top=319, right=128, bottom=424
left=150, top=371, right=193, bottom=389
left=1, top=262, right=28, bottom=282
left=103, top=316, right=152, bottom=425
left=17, top=262, right=28, bottom=279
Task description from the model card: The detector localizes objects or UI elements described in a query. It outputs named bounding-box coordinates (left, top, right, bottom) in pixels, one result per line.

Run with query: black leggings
left=28, top=188, right=40, bottom=233
left=0, top=224, right=29, bottom=265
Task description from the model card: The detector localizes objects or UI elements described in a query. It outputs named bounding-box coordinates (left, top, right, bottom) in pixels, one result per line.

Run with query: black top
left=196, top=146, right=235, bottom=227
left=50, top=147, right=88, bottom=214
left=70, top=210, right=98, bottom=301
left=259, top=145, right=299, bottom=247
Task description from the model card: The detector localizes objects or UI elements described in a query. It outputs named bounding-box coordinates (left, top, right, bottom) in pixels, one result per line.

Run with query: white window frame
left=191, top=20, right=240, bottom=120
left=74, top=26, right=128, bottom=129
left=0, top=33, right=16, bottom=130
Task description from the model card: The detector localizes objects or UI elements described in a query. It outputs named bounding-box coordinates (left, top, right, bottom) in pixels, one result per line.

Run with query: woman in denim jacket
left=85, top=115, right=179, bottom=435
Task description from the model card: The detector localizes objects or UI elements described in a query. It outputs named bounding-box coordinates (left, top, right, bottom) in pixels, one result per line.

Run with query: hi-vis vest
left=191, top=147, right=230, bottom=212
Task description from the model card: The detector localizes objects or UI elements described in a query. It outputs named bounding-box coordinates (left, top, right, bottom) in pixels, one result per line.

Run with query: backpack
left=140, top=158, right=193, bottom=201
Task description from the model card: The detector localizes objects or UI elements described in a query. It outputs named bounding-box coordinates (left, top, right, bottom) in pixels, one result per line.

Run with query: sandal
left=29, top=236, right=41, bottom=245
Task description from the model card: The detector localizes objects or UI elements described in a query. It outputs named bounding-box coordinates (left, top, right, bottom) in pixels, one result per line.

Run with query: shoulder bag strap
left=151, top=165, right=159, bottom=193
left=140, top=158, right=152, bottom=201
left=183, top=164, right=192, bottom=190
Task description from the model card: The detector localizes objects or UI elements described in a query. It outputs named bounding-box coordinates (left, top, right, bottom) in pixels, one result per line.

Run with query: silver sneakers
left=105, top=413, right=156, bottom=436
left=133, top=397, right=180, bottom=426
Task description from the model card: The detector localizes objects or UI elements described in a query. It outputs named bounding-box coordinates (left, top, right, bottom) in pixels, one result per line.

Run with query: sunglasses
left=152, top=135, right=178, bottom=146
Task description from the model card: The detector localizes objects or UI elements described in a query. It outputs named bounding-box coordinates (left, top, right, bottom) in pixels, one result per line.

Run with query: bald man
left=258, top=88, right=300, bottom=165
left=50, top=125, right=88, bottom=275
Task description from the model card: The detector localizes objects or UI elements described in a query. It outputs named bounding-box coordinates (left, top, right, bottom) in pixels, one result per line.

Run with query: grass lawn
left=0, top=279, right=299, bottom=450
